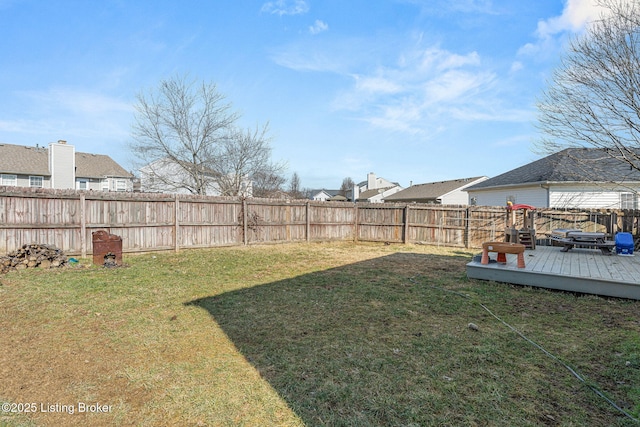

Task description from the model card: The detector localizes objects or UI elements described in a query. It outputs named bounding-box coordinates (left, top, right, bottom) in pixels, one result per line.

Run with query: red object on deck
left=507, top=204, right=536, bottom=211
left=481, top=242, right=526, bottom=268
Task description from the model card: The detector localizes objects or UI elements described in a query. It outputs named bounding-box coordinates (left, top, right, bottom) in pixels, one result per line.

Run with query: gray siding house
left=466, top=148, right=640, bottom=209
left=384, top=176, right=488, bottom=204
left=0, top=141, right=134, bottom=191
left=309, top=189, right=343, bottom=201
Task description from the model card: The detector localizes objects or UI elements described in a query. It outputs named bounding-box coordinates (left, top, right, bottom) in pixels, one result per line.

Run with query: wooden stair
left=518, top=231, right=535, bottom=249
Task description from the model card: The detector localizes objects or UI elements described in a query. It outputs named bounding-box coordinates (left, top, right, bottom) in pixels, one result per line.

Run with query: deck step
left=518, top=231, right=535, bottom=249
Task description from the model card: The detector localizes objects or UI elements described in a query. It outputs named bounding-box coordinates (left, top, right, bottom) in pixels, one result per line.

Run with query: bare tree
left=212, top=123, right=285, bottom=196
left=536, top=0, right=640, bottom=177
left=339, top=177, right=355, bottom=197
left=288, top=172, right=304, bottom=199
left=251, top=170, right=287, bottom=198
left=131, top=75, right=237, bottom=194
left=131, top=75, right=283, bottom=196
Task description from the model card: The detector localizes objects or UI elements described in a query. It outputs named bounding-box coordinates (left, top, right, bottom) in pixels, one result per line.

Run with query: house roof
left=356, top=179, right=401, bottom=188
left=357, top=187, right=394, bottom=200
left=0, top=143, right=133, bottom=178
left=385, top=177, right=487, bottom=202
left=76, top=152, right=133, bottom=178
left=310, top=189, right=341, bottom=198
left=467, top=148, right=640, bottom=191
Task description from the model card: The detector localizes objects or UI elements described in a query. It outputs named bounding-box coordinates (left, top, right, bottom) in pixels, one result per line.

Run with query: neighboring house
left=0, top=141, right=134, bottom=191
left=310, top=189, right=342, bottom=201
left=384, top=176, right=488, bottom=204
left=139, top=158, right=253, bottom=196
left=466, top=148, right=640, bottom=209
left=353, top=172, right=404, bottom=203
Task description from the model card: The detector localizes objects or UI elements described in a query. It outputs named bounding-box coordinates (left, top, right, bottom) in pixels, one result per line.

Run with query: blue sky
left=0, top=0, right=608, bottom=189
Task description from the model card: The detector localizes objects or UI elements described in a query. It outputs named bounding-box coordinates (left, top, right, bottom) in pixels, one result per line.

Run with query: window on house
left=116, top=180, right=127, bottom=192
left=101, top=181, right=110, bottom=191
left=29, top=176, right=43, bottom=188
left=621, top=193, right=637, bottom=209
left=1, top=174, right=17, bottom=186
left=77, top=180, right=88, bottom=190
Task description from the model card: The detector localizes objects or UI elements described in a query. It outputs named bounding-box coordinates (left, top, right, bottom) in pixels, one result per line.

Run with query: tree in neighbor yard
left=339, top=177, right=355, bottom=197
left=213, top=123, right=286, bottom=196
left=131, top=75, right=285, bottom=196
left=251, top=170, right=287, bottom=198
left=287, top=172, right=305, bottom=199
left=536, top=0, right=640, bottom=176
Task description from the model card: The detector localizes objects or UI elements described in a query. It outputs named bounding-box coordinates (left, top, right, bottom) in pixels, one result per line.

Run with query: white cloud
left=536, top=0, right=607, bottom=39
left=309, top=19, right=328, bottom=35
left=261, top=0, right=309, bottom=16
left=491, top=134, right=532, bottom=148
left=519, top=0, right=615, bottom=59
left=423, top=70, right=494, bottom=104
left=274, top=33, right=529, bottom=135
left=1, top=88, right=134, bottom=145
left=354, top=75, right=402, bottom=94
left=20, top=88, right=133, bottom=115
left=0, top=119, right=38, bottom=134
left=409, top=48, right=481, bottom=73
left=271, top=48, right=342, bottom=73
left=364, top=102, right=428, bottom=134
left=510, top=61, right=524, bottom=73
left=332, top=45, right=511, bottom=134
left=400, top=0, right=499, bottom=15
left=269, top=38, right=364, bottom=73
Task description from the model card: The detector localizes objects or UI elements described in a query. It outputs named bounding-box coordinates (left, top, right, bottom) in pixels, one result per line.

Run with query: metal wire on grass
left=408, top=276, right=640, bottom=423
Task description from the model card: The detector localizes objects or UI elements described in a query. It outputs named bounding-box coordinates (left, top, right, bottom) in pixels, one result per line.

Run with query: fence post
left=306, top=201, right=310, bottom=242
left=174, top=194, right=180, bottom=252
left=243, top=198, right=248, bottom=245
left=353, top=203, right=359, bottom=242
left=286, top=203, right=291, bottom=242
left=464, top=207, right=471, bottom=248
left=403, top=204, right=410, bottom=244
left=80, top=193, right=86, bottom=258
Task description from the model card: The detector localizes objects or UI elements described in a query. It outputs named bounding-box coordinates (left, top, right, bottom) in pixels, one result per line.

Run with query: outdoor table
left=550, top=229, right=615, bottom=255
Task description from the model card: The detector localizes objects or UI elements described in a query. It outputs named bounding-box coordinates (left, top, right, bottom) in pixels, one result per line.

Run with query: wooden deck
left=466, top=245, right=640, bottom=300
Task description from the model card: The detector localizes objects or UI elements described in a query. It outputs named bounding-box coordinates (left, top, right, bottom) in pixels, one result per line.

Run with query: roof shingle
left=385, top=177, right=485, bottom=201
left=0, top=143, right=133, bottom=178
left=467, top=148, right=640, bottom=191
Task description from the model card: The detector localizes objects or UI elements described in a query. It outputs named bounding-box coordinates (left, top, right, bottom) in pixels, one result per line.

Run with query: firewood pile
left=0, top=244, right=68, bottom=274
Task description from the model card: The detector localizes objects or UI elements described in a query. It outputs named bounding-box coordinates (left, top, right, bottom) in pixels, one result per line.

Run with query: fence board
left=1, top=186, right=639, bottom=255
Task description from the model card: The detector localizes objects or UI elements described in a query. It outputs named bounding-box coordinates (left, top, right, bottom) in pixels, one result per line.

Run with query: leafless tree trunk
left=212, top=123, right=285, bottom=196
left=287, top=172, right=304, bottom=199
left=131, top=75, right=284, bottom=196
left=536, top=0, right=640, bottom=176
left=339, top=177, right=355, bottom=197
left=131, top=75, right=238, bottom=195
left=252, top=170, right=287, bottom=198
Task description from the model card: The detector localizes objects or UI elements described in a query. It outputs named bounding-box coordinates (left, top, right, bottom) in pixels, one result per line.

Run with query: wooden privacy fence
left=1, top=187, right=639, bottom=256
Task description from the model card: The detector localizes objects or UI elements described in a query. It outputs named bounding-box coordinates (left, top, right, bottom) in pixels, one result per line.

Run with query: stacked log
left=0, top=244, right=68, bottom=274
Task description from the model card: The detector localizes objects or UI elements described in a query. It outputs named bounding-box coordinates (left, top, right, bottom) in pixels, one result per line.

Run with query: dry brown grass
left=0, top=241, right=638, bottom=426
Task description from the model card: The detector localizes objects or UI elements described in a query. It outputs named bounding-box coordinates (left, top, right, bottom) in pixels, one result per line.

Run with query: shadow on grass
left=185, top=252, right=508, bottom=426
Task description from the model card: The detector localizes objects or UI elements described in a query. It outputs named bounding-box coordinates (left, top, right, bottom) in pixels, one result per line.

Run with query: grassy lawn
left=0, top=241, right=639, bottom=426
